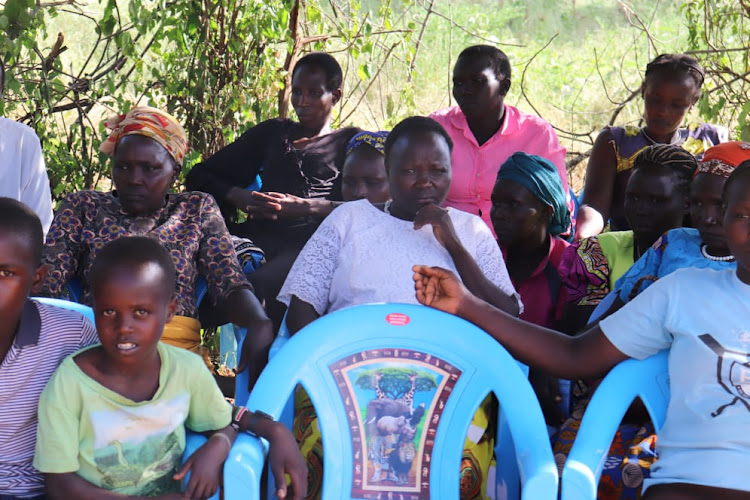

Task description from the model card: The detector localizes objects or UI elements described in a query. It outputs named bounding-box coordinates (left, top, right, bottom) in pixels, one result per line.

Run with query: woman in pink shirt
left=430, top=45, right=571, bottom=235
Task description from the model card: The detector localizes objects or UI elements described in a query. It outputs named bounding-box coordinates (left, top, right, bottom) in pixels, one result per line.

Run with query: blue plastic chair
left=587, top=291, right=617, bottom=324
left=183, top=432, right=264, bottom=500
left=569, top=187, right=581, bottom=222
left=33, top=296, right=96, bottom=323
left=236, top=303, right=557, bottom=500
left=249, top=313, right=537, bottom=498
left=560, top=350, right=670, bottom=500
left=556, top=291, right=621, bottom=419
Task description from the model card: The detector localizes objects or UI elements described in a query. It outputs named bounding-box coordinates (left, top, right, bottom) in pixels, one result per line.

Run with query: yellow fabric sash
left=161, top=315, right=213, bottom=371
left=161, top=315, right=202, bottom=351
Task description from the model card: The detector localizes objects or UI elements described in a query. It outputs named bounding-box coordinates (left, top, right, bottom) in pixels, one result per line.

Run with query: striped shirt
left=0, top=300, right=97, bottom=496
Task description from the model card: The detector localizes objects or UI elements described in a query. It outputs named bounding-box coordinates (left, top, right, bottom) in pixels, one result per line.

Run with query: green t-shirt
left=34, top=342, right=231, bottom=496
left=597, top=230, right=635, bottom=290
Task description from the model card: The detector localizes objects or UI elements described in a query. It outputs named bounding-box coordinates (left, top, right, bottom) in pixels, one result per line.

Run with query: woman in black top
left=186, top=52, right=359, bottom=327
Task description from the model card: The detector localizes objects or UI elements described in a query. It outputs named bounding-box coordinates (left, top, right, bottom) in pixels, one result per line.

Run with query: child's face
left=0, top=231, right=46, bottom=337
left=723, top=176, right=750, bottom=284
left=491, top=180, right=550, bottom=248
left=691, top=173, right=728, bottom=253
left=92, top=263, right=176, bottom=361
left=642, top=72, right=699, bottom=139
left=342, top=148, right=389, bottom=203
left=624, top=167, right=687, bottom=243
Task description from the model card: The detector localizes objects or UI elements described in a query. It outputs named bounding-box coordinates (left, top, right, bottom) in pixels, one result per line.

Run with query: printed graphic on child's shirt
left=699, top=333, right=750, bottom=417
left=89, top=393, right=189, bottom=494
left=330, top=348, right=461, bottom=499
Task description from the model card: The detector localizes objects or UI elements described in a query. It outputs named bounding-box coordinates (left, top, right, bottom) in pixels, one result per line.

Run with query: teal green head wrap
left=495, top=152, right=571, bottom=236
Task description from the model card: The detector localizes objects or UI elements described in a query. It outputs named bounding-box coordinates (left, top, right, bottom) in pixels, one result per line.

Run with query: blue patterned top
left=614, top=227, right=736, bottom=302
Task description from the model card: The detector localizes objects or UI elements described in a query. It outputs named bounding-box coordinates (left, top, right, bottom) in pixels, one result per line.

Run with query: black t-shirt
left=186, top=119, right=359, bottom=245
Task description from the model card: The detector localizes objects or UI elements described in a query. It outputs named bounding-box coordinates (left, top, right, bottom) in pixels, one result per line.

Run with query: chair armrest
left=234, top=314, right=290, bottom=406
left=587, top=291, right=616, bottom=324
left=183, top=431, right=267, bottom=500
left=223, top=433, right=268, bottom=500
left=269, top=326, right=289, bottom=359
left=561, top=351, right=669, bottom=500
left=560, top=384, right=635, bottom=500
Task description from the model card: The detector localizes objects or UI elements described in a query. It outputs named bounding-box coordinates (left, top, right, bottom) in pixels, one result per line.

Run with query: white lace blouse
left=278, top=199, right=520, bottom=315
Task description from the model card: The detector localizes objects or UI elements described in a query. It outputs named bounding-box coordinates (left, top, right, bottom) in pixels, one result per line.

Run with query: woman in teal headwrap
left=491, top=151, right=572, bottom=426
left=491, top=152, right=571, bottom=329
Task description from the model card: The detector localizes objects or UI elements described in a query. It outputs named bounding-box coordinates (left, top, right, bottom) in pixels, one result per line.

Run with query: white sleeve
left=599, top=272, right=676, bottom=359
left=277, top=214, right=344, bottom=315
left=471, top=220, right=524, bottom=313
left=20, top=132, right=53, bottom=236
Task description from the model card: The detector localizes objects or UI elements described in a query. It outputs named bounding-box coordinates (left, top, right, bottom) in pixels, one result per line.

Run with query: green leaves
left=3, top=0, right=38, bottom=39
left=356, top=62, right=371, bottom=80
left=682, top=0, right=749, bottom=139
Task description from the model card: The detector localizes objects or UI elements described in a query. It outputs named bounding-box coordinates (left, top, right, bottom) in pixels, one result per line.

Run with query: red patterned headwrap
left=696, top=141, right=750, bottom=178
left=99, top=106, right=188, bottom=165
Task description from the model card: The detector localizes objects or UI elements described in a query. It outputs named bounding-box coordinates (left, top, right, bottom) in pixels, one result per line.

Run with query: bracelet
left=210, top=432, right=233, bottom=451
left=231, top=406, right=248, bottom=432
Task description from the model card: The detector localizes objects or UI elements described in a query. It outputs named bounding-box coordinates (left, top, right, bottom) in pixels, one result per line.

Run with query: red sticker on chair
left=386, top=313, right=410, bottom=326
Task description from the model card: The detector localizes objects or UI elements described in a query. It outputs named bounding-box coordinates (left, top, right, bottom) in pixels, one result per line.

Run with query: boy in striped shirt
left=0, top=198, right=98, bottom=499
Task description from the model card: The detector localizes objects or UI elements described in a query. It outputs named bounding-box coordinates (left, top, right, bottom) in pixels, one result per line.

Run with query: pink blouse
left=502, top=235, right=570, bottom=328
left=430, top=105, right=570, bottom=235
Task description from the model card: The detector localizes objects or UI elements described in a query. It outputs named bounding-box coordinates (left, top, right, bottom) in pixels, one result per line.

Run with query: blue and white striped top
left=0, top=300, right=97, bottom=497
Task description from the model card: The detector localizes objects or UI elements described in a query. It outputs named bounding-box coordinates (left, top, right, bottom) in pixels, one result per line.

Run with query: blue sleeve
left=615, top=234, right=668, bottom=303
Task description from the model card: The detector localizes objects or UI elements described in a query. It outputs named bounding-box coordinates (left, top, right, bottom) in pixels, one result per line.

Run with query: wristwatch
left=246, top=409, right=274, bottom=437
left=232, top=406, right=274, bottom=435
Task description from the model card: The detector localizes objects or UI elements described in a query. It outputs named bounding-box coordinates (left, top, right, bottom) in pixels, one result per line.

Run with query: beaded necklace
left=700, top=244, right=735, bottom=262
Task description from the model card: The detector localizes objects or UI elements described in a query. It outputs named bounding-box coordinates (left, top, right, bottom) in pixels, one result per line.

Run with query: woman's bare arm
left=286, top=295, right=321, bottom=335
left=414, top=205, right=520, bottom=316
left=413, top=265, right=628, bottom=379
left=576, top=129, right=617, bottom=239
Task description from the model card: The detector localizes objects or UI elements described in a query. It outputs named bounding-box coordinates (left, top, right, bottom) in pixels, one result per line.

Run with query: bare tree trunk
left=278, top=0, right=302, bottom=119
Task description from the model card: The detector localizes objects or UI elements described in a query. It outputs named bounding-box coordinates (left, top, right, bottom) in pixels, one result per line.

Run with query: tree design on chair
left=331, top=349, right=460, bottom=499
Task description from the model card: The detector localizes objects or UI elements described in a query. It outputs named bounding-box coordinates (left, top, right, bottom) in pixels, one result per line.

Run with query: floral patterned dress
left=40, top=190, right=251, bottom=317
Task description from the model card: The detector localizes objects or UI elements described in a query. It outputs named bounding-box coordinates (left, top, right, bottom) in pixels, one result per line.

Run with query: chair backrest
left=560, top=350, right=670, bottom=500
left=247, top=303, right=558, bottom=500
left=33, top=296, right=96, bottom=323
left=587, top=291, right=616, bottom=324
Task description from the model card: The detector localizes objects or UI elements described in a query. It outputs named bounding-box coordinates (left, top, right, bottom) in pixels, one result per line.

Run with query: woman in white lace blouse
left=279, top=116, right=521, bottom=334
left=278, top=116, right=521, bottom=499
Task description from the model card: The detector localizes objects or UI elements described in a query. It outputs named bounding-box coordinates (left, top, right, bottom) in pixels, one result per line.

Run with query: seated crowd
left=1, top=44, right=748, bottom=500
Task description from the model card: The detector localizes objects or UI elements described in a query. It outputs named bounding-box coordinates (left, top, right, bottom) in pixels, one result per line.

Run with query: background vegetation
left=1, top=0, right=748, bottom=196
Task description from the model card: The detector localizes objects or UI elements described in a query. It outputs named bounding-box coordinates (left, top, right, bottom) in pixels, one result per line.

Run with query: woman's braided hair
left=644, top=53, right=705, bottom=89
left=633, top=143, right=698, bottom=198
